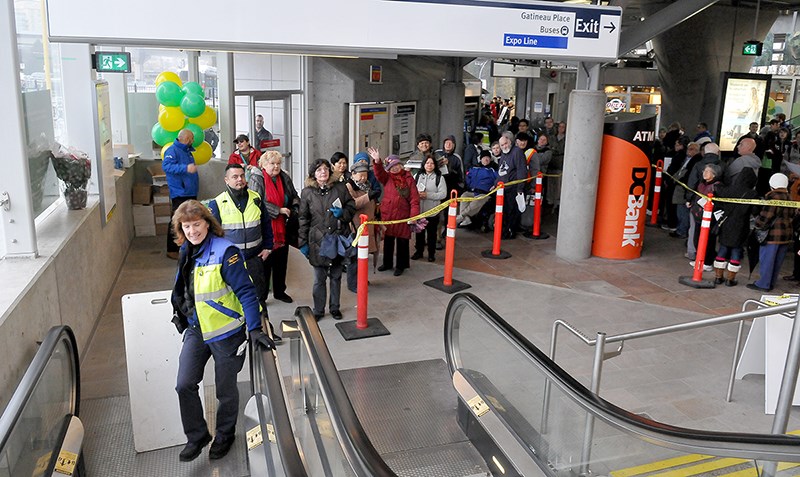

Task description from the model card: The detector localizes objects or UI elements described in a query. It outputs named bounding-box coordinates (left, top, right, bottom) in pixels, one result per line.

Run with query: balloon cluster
left=150, top=71, right=216, bottom=165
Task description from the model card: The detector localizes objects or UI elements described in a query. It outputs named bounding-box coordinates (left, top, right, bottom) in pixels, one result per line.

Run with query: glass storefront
left=604, top=85, right=661, bottom=115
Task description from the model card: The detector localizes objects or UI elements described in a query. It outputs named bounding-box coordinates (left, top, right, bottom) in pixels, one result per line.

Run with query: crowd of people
left=655, top=118, right=800, bottom=291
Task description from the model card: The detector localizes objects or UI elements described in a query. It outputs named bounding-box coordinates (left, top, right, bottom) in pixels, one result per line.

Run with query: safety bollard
left=334, top=214, right=391, bottom=340
left=356, top=215, right=370, bottom=329
left=524, top=172, right=549, bottom=240
left=648, top=160, right=664, bottom=227
left=678, top=194, right=716, bottom=289
left=424, top=192, right=471, bottom=293
left=481, top=182, right=512, bottom=259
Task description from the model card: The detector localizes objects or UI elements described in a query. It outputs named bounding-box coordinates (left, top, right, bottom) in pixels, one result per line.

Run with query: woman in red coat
left=368, top=147, right=420, bottom=276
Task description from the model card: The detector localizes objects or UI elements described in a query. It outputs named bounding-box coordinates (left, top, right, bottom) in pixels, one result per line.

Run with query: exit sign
left=742, top=41, right=763, bottom=56
left=94, top=52, right=131, bottom=73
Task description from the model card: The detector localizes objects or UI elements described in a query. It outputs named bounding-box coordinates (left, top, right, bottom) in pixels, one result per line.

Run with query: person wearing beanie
left=457, top=150, right=499, bottom=231
left=344, top=160, right=380, bottom=292
left=368, top=147, right=420, bottom=276
left=434, top=134, right=465, bottom=249
left=406, top=133, right=434, bottom=174
left=352, top=151, right=383, bottom=201
left=748, top=172, right=794, bottom=291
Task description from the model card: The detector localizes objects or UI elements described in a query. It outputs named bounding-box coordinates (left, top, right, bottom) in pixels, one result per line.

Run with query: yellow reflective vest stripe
left=215, top=190, right=263, bottom=252
left=194, top=236, right=245, bottom=341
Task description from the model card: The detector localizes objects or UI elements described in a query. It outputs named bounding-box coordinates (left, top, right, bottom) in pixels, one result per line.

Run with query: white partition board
left=735, top=295, right=800, bottom=414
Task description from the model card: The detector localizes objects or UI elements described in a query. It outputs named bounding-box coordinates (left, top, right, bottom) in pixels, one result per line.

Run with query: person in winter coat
left=368, top=147, right=420, bottom=276
left=748, top=173, right=795, bottom=292
left=330, top=151, right=351, bottom=184
left=457, top=150, right=499, bottom=229
left=345, top=161, right=380, bottom=293
left=298, top=159, right=356, bottom=320
left=257, top=151, right=300, bottom=304
left=690, top=163, right=723, bottom=270
left=163, top=129, right=200, bottom=259
left=413, top=154, right=447, bottom=262
left=713, top=167, right=758, bottom=286
left=228, top=134, right=261, bottom=167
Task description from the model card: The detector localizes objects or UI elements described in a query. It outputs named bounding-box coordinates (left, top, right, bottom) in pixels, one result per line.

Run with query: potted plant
left=50, top=143, right=91, bottom=210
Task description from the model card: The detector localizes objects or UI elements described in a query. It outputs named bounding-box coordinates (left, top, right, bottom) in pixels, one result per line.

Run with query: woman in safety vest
left=170, top=200, right=273, bottom=462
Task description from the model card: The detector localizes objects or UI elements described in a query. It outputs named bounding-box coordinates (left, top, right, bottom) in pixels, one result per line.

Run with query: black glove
left=368, top=190, right=380, bottom=201
left=249, top=329, right=275, bottom=350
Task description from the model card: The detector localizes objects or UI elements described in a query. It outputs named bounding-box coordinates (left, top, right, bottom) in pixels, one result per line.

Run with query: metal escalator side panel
left=49, top=415, right=83, bottom=477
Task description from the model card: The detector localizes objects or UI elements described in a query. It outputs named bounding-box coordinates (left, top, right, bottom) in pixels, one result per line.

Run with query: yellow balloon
left=158, top=104, right=166, bottom=114
left=188, top=106, right=217, bottom=130
left=160, top=144, right=171, bottom=159
left=155, top=71, right=183, bottom=88
left=193, top=141, right=213, bottom=165
left=158, top=106, right=186, bottom=132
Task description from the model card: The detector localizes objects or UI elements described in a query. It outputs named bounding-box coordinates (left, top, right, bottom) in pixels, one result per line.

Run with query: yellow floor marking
left=647, top=458, right=746, bottom=477
left=610, top=455, right=714, bottom=477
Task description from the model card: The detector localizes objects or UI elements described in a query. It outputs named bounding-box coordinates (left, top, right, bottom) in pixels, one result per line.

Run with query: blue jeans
left=716, top=245, right=743, bottom=263
left=176, top=326, right=246, bottom=443
left=313, top=263, right=342, bottom=316
left=676, top=204, right=690, bottom=237
left=755, top=243, right=790, bottom=290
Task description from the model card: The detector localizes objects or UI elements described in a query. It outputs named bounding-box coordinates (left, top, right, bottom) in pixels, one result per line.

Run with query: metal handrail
left=294, top=306, right=397, bottom=477
left=250, top=340, right=308, bottom=476
left=444, top=293, right=800, bottom=463
left=0, top=325, right=80, bottom=452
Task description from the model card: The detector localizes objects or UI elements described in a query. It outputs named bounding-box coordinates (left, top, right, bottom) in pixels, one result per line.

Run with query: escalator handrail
left=0, top=325, right=80, bottom=452
left=444, top=293, right=800, bottom=462
left=294, top=306, right=398, bottom=477
left=254, top=343, right=309, bottom=476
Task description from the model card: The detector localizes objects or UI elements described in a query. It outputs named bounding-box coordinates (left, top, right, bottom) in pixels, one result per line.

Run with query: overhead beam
left=618, top=0, right=719, bottom=56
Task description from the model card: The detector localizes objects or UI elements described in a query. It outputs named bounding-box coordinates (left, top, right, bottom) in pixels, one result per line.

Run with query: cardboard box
left=135, top=225, right=156, bottom=237
left=152, top=184, right=170, bottom=196
left=153, top=195, right=170, bottom=205
left=133, top=205, right=154, bottom=226
left=132, top=184, right=151, bottom=205
left=147, top=163, right=166, bottom=180
left=153, top=204, right=171, bottom=217
left=155, top=215, right=171, bottom=225
left=156, top=223, right=169, bottom=235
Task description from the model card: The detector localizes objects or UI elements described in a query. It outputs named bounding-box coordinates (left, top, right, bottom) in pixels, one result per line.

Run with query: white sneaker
left=689, top=261, right=712, bottom=272
left=460, top=216, right=472, bottom=227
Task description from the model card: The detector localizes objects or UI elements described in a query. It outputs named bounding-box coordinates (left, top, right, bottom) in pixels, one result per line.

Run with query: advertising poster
left=390, top=102, right=416, bottom=158
left=717, top=74, right=770, bottom=153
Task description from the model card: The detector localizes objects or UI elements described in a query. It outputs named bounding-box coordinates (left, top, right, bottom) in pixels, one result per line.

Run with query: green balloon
left=186, top=123, right=204, bottom=148
left=182, top=81, right=204, bottom=97
left=180, top=93, right=206, bottom=118
left=156, top=81, right=184, bottom=107
left=151, top=123, right=178, bottom=147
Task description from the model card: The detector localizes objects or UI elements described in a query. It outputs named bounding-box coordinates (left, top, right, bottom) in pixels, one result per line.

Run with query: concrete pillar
left=0, top=0, right=36, bottom=257
left=556, top=90, right=606, bottom=261
left=439, top=59, right=465, bottom=150
left=60, top=43, right=99, bottom=194
left=217, top=52, right=235, bottom=160
left=187, top=51, right=199, bottom=83
left=515, top=78, right=528, bottom=120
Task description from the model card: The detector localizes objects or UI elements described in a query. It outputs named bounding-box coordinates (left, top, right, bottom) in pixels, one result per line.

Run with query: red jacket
left=228, top=148, right=261, bottom=167
left=373, top=162, right=420, bottom=239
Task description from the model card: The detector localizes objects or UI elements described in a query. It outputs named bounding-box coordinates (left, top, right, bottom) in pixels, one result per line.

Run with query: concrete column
left=187, top=51, right=199, bottom=83
left=60, top=43, right=99, bottom=194
left=0, top=0, right=36, bottom=257
left=217, top=52, right=235, bottom=160
left=439, top=59, right=465, bottom=150
left=515, top=78, right=528, bottom=119
left=576, top=62, right=601, bottom=91
left=556, top=90, right=606, bottom=261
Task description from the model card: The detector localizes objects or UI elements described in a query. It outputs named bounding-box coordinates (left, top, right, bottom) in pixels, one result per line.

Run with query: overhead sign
left=47, top=0, right=621, bottom=61
left=492, top=61, right=541, bottom=78
left=93, top=52, right=131, bottom=73
left=742, top=41, right=763, bottom=56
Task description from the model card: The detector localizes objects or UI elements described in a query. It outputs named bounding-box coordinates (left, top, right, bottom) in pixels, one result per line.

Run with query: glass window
left=15, top=0, right=63, bottom=217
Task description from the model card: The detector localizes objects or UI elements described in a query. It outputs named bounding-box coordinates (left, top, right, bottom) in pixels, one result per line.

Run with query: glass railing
left=247, top=338, right=308, bottom=477
left=0, top=326, right=81, bottom=477
left=444, top=293, right=800, bottom=477
left=287, top=307, right=397, bottom=477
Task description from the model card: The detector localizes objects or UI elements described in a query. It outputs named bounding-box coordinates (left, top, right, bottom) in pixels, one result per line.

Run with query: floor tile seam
left=378, top=438, right=474, bottom=458
left=445, top=262, right=709, bottom=319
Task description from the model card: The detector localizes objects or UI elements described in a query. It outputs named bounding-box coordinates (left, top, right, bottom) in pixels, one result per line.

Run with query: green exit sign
left=94, top=52, right=131, bottom=73
left=742, top=41, right=763, bottom=56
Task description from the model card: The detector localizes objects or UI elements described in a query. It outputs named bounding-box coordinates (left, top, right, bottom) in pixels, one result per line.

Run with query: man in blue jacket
left=163, top=129, right=199, bottom=259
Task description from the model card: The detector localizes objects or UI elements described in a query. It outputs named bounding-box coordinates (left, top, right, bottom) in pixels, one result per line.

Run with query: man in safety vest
left=207, top=164, right=278, bottom=338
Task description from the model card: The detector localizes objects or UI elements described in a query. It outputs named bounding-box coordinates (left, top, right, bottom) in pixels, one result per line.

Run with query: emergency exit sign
left=93, top=52, right=131, bottom=73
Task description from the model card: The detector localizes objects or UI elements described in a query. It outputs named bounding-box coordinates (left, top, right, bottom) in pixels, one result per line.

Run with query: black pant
left=263, top=245, right=289, bottom=297
left=383, top=236, right=410, bottom=270
left=168, top=196, right=196, bottom=253
left=503, top=192, right=520, bottom=235
left=415, top=216, right=440, bottom=259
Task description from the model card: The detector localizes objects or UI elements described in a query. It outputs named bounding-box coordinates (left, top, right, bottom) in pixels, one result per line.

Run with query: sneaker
left=670, top=231, right=688, bottom=239
left=684, top=253, right=695, bottom=260
left=179, top=433, right=212, bottom=462
left=688, top=261, right=712, bottom=272
left=208, top=435, right=235, bottom=460
left=459, top=216, right=472, bottom=228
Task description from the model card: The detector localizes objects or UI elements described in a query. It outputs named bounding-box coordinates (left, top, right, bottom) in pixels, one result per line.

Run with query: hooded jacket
left=716, top=168, right=758, bottom=248
left=298, top=179, right=356, bottom=267
left=162, top=140, right=199, bottom=199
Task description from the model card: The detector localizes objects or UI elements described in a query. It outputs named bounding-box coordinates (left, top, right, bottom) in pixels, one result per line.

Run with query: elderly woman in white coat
left=412, top=154, right=447, bottom=262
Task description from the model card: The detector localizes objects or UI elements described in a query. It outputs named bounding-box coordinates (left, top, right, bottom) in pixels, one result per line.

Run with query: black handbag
left=754, top=216, right=777, bottom=245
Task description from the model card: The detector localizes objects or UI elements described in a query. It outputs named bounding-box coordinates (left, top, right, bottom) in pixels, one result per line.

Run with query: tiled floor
left=78, top=213, right=800, bottom=472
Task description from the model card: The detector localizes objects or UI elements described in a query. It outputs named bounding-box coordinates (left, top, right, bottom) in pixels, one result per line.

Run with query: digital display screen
left=717, top=76, right=770, bottom=152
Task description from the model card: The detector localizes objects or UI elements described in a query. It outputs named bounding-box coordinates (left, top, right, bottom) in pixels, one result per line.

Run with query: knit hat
left=769, top=172, right=789, bottom=189
left=351, top=161, right=369, bottom=173
left=385, top=155, right=402, bottom=170
left=479, top=149, right=491, bottom=159
left=353, top=151, right=369, bottom=163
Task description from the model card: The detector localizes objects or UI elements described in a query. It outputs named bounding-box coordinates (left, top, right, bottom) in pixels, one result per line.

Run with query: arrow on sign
left=603, top=22, right=616, bottom=33
left=114, top=57, right=127, bottom=68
